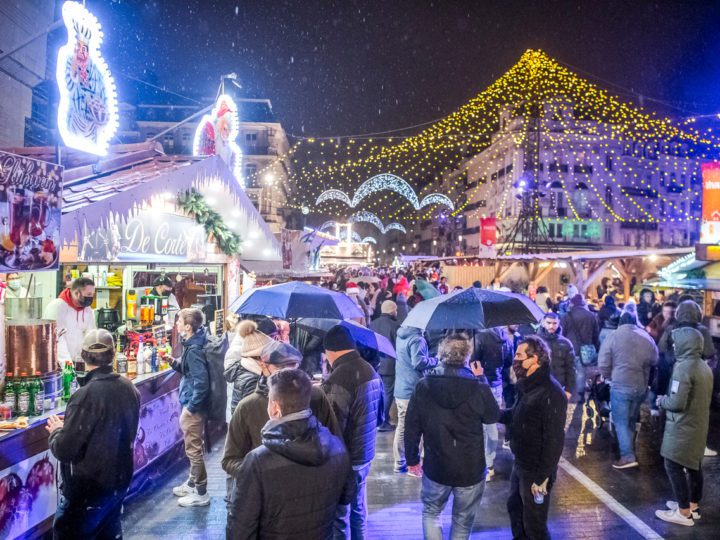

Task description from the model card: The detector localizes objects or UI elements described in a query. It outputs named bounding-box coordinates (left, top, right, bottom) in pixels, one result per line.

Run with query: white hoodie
left=43, top=298, right=96, bottom=363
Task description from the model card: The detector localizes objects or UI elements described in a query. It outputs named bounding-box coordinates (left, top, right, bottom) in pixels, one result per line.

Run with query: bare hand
left=46, top=415, right=64, bottom=434
left=565, top=391, right=572, bottom=400
left=470, top=361, right=484, bottom=377
left=531, top=478, right=549, bottom=497
left=656, top=396, right=665, bottom=408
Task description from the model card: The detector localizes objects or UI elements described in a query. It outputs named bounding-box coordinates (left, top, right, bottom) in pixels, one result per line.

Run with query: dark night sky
left=90, top=0, right=720, bottom=136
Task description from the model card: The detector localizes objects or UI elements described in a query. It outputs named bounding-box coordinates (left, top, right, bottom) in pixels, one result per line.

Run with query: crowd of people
left=46, top=266, right=720, bottom=539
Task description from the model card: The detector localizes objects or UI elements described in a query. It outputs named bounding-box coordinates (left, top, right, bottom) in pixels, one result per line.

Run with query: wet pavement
left=122, top=399, right=720, bottom=539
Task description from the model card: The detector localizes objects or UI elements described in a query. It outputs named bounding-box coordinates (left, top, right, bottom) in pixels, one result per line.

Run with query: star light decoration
left=249, top=49, right=719, bottom=229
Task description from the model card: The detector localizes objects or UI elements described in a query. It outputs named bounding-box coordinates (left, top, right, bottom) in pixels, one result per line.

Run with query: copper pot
left=6, top=319, right=57, bottom=376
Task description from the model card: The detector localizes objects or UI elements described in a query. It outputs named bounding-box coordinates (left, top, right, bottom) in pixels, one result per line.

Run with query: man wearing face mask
left=5, top=272, right=28, bottom=299
left=43, top=277, right=97, bottom=364
left=500, top=335, right=567, bottom=540
left=152, top=275, right=180, bottom=319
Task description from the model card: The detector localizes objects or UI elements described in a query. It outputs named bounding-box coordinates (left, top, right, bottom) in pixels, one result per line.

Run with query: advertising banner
left=701, top=162, right=720, bottom=244
left=0, top=151, right=63, bottom=272
left=479, top=217, right=498, bottom=256
left=133, top=387, right=183, bottom=472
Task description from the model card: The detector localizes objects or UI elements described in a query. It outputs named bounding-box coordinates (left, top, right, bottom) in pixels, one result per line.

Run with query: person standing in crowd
left=536, top=313, right=576, bottom=399
left=597, top=295, right=621, bottom=329
left=227, top=369, right=350, bottom=540
left=599, top=313, right=620, bottom=347
left=638, top=288, right=657, bottom=328
left=47, top=329, right=140, bottom=539
left=321, top=325, right=382, bottom=539
left=345, top=281, right=370, bottom=325
left=598, top=312, right=658, bottom=469
left=474, top=326, right=513, bottom=481
left=43, top=276, right=97, bottom=364
left=437, top=276, right=449, bottom=295
left=224, top=319, right=274, bottom=413
left=369, top=300, right=401, bottom=432
left=561, top=294, right=599, bottom=403
left=171, top=308, right=211, bottom=507
left=405, top=334, right=500, bottom=540
left=500, top=336, right=567, bottom=540
left=654, top=327, right=713, bottom=527
left=647, top=301, right=676, bottom=344
left=394, top=325, right=439, bottom=475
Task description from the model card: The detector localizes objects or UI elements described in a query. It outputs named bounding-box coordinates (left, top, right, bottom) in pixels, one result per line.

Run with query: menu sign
left=0, top=151, right=63, bottom=272
left=701, top=162, right=720, bottom=244
left=214, top=309, right=225, bottom=337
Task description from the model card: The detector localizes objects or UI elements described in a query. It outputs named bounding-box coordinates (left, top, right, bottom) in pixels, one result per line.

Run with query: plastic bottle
left=151, top=346, right=158, bottom=373
left=137, top=337, right=145, bottom=375
left=16, top=373, right=30, bottom=416
left=2, top=373, right=16, bottom=417
left=32, top=372, right=44, bottom=416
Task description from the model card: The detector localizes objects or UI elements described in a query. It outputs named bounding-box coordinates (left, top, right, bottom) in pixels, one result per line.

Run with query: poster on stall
left=0, top=451, right=57, bottom=540
left=479, top=217, right=497, bottom=256
left=701, top=162, right=720, bottom=244
left=133, top=388, right=183, bottom=472
left=0, top=151, right=63, bottom=272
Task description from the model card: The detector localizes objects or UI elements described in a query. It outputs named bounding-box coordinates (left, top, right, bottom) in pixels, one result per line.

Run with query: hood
left=261, top=414, right=332, bottom=467
left=675, top=300, right=702, bottom=325
left=183, top=326, right=208, bottom=348
left=397, top=325, right=422, bottom=340
left=425, top=364, right=479, bottom=409
left=639, top=288, right=655, bottom=305
left=672, top=326, right=704, bottom=362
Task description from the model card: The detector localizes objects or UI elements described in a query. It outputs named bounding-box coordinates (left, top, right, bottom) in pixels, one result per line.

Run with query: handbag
left=579, top=344, right=598, bottom=367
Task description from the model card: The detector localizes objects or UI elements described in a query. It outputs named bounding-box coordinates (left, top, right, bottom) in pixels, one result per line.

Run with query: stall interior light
left=232, top=208, right=241, bottom=217
left=248, top=230, right=259, bottom=239
left=226, top=221, right=237, bottom=228
left=204, top=196, right=217, bottom=206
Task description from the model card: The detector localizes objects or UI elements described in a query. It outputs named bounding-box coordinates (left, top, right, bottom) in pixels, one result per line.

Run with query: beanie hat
left=261, top=340, right=303, bottom=366
left=381, top=300, right=398, bottom=315
left=345, top=282, right=359, bottom=295
left=570, top=294, right=585, bottom=307
left=567, top=284, right=579, bottom=299
left=323, top=324, right=356, bottom=352
left=238, top=320, right=272, bottom=357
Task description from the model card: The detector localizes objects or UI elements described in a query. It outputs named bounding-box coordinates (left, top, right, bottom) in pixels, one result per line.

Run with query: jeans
left=507, top=465, right=554, bottom=540
left=393, top=398, right=410, bottom=469
left=664, top=458, right=703, bottom=509
left=483, top=384, right=503, bottom=468
left=179, top=407, right=207, bottom=489
left=334, top=463, right=372, bottom=539
left=380, top=374, right=395, bottom=425
left=610, top=388, right=646, bottom=459
left=53, top=490, right=125, bottom=540
left=575, top=357, right=587, bottom=401
left=421, top=475, right=485, bottom=540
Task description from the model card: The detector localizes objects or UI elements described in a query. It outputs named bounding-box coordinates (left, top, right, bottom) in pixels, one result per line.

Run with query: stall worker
left=43, top=277, right=97, bottom=363
left=5, top=272, right=28, bottom=298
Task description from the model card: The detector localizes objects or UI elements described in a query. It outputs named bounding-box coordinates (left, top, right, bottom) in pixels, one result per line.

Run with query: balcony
left=241, top=145, right=277, bottom=156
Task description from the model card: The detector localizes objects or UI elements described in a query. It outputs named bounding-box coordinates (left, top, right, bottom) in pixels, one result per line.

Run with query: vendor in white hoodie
left=43, top=277, right=96, bottom=363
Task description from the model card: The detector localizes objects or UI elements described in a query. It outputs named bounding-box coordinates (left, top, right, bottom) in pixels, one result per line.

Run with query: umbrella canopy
left=233, top=281, right=363, bottom=320
left=401, top=287, right=544, bottom=331
left=414, top=278, right=441, bottom=300
left=296, top=318, right=396, bottom=358
left=355, top=275, right=380, bottom=284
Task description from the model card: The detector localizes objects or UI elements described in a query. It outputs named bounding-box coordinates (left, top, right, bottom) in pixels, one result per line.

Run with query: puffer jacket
left=173, top=328, right=209, bottom=414
left=537, top=327, right=576, bottom=394
left=322, top=350, right=382, bottom=466
left=598, top=324, right=658, bottom=394
left=660, top=327, right=714, bottom=470
left=394, top=326, right=438, bottom=400
left=473, top=327, right=513, bottom=387
left=227, top=412, right=350, bottom=540
left=561, top=305, right=600, bottom=354
left=659, top=300, right=716, bottom=362
left=224, top=357, right=262, bottom=412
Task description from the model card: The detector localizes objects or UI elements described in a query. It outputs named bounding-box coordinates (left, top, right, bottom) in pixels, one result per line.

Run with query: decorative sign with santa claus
left=56, top=1, right=119, bottom=156
left=193, top=94, right=244, bottom=188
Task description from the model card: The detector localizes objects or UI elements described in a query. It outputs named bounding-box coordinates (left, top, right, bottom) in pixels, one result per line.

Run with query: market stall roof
left=415, top=247, right=693, bottom=264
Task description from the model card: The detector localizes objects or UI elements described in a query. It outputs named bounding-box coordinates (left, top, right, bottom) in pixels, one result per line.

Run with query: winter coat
left=637, top=289, right=656, bottom=327
left=394, top=326, right=439, bottom=400
left=499, top=364, right=567, bottom=484
left=227, top=412, right=350, bottom=540
left=49, top=366, right=140, bottom=501
left=369, top=313, right=400, bottom=376
left=405, top=364, right=500, bottom=487
left=561, top=305, right=600, bottom=354
left=396, top=293, right=409, bottom=324
left=659, top=301, right=716, bottom=362
left=473, top=327, right=513, bottom=387
left=222, top=377, right=341, bottom=478
left=598, top=324, right=658, bottom=394
left=597, top=305, right=620, bottom=329
left=322, top=350, right=382, bottom=466
left=647, top=313, right=673, bottom=344
left=43, top=296, right=97, bottom=363
left=224, top=357, right=262, bottom=412
left=659, top=327, right=714, bottom=470
left=173, top=328, right=210, bottom=414
left=537, top=327, right=576, bottom=394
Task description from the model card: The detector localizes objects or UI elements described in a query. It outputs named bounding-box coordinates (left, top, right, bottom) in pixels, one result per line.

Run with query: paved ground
left=122, top=399, right=720, bottom=539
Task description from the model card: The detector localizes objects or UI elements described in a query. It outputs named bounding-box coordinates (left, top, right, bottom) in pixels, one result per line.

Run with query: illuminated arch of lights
left=319, top=221, right=338, bottom=232
left=348, top=211, right=407, bottom=234
left=361, top=236, right=377, bottom=244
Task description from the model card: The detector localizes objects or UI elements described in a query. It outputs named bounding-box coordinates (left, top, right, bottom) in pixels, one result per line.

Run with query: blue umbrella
left=401, top=287, right=544, bottom=331
left=296, top=318, right=396, bottom=358
left=232, top=281, right=363, bottom=320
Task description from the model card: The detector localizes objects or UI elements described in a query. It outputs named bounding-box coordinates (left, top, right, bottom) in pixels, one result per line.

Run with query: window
left=604, top=226, right=612, bottom=243
left=606, top=155, right=613, bottom=171
left=581, top=224, right=588, bottom=237
left=573, top=224, right=580, bottom=237
left=548, top=223, right=555, bottom=238
left=244, top=163, right=257, bottom=180
left=245, top=133, right=258, bottom=143
left=605, top=186, right=613, bottom=207
left=182, top=132, right=190, bottom=142
left=660, top=172, right=666, bottom=187
left=556, top=223, right=563, bottom=237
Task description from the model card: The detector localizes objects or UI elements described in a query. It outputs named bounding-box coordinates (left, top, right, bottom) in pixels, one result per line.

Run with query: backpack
left=202, top=333, right=230, bottom=421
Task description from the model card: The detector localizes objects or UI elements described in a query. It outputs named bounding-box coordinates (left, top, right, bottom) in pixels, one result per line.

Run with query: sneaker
left=485, top=467, right=495, bottom=482
left=407, top=464, right=423, bottom=478
left=393, top=465, right=408, bottom=474
left=704, top=446, right=718, bottom=457
left=655, top=508, right=694, bottom=527
left=666, top=501, right=701, bottom=520
left=178, top=491, right=211, bottom=507
left=172, top=481, right=195, bottom=497
left=612, top=456, right=639, bottom=470
left=377, top=422, right=396, bottom=432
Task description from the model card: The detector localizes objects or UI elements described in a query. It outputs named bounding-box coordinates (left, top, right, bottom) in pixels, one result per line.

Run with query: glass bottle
left=16, top=373, right=30, bottom=416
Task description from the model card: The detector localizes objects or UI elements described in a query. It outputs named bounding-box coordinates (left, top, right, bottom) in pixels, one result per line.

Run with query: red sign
left=701, top=162, right=720, bottom=243
left=480, top=217, right=497, bottom=247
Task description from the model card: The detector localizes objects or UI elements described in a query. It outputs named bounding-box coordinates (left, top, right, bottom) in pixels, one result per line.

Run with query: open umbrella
left=355, top=275, right=380, bottom=285
left=296, top=318, right=396, bottom=358
left=232, top=282, right=363, bottom=320
left=401, top=287, right=544, bottom=331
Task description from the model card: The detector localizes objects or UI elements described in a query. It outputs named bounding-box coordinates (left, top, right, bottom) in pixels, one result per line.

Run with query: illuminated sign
left=193, top=95, right=244, bottom=188
left=55, top=1, right=119, bottom=156
left=701, top=162, right=720, bottom=244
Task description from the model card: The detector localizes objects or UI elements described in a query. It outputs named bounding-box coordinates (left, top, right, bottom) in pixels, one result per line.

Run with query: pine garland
left=178, top=190, right=243, bottom=256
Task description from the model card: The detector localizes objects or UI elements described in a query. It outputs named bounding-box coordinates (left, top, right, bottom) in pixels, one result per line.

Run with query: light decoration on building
left=193, top=94, right=244, bottom=188
left=348, top=211, right=407, bottom=234
left=362, top=236, right=377, bottom=244
left=319, top=220, right=338, bottom=232
left=56, top=1, right=119, bottom=156
left=658, top=253, right=696, bottom=282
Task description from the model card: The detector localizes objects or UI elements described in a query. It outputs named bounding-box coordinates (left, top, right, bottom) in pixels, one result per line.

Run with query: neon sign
left=56, top=1, right=119, bottom=156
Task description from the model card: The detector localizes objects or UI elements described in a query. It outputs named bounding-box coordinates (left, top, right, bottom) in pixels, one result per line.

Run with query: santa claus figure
left=195, top=97, right=239, bottom=180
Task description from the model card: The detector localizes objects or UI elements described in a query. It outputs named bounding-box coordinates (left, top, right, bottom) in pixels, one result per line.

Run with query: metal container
left=42, top=370, right=62, bottom=410
left=5, top=297, right=44, bottom=321
left=6, top=319, right=57, bottom=376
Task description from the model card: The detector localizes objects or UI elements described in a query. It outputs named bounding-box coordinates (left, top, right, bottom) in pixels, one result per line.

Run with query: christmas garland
left=178, top=189, right=243, bottom=256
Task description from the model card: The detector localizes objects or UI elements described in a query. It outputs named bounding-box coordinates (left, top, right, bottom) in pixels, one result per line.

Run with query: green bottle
left=16, top=373, right=30, bottom=416
left=2, top=373, right=16, bottom=416
left=31, top=372, right=44, bottom=416
left=62, top=361, right=74, bottom=402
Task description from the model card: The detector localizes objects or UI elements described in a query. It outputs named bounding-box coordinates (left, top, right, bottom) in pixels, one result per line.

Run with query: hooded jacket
left=537, top=326, right=576, bottom=394
left=659, top=300, right=716, bottom=362
left=598, top=324, right=658, bottom=394
left=473, top=327, right=514, bottom=387
left=394, top=326, right=438, bottom=400
left=172, top=328, right=210, bottom=414
left=224, top=357, right=262, bottom=413
left=227, top=412, right=350, bottom=540
left=43, top=291, right=97, bottom=363
left=660, top=327, right=714, bottom=470
left=369, top=313, right=400, bottom=376
left=637, top=289, right=656, bottom=327
left=404, top=363, right=500, bottom=486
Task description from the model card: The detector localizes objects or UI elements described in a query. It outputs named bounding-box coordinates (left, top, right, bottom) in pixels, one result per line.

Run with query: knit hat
left=323, top=324, right=356, bottom=352
left=567, top=284, right=579, bottom=299
left=261, top=341, right=303, bottom=366
left=381, top=300, right=398, bottom=315
left=570, top=294, right=585, bottom=307
left=238, top=320, right=272, bottom=357
left=345, top=282, right=359, bottom=295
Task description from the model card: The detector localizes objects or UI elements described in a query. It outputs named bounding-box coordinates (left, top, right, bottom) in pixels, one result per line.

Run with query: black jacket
left=561, top=305, right=599, bottom=354
left=499, top=364, right=567, bottom=484
left=321, top=350, right=382, bottom=466
left=227, top=413, right=350, bottom=540
left=369, top=314, right=400, bottom=375
left=173, top=328, right=210, bottom=414
left=225, top=361, right=261, bottom=412
left=405, top=364, right=500, bottom=487
left=473, top=328, right=513, bottom=387
left=49, top=366, right=140, bottom=501
left=537, top=327, right=576, bottom=394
